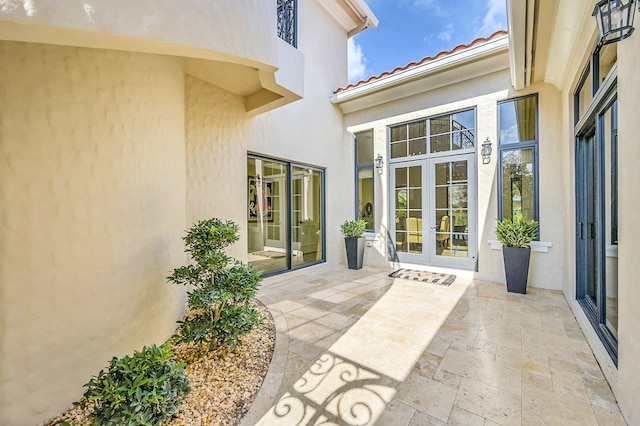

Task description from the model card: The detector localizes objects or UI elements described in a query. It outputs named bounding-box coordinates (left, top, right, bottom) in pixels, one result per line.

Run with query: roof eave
left=331, top=34, right=509, bottom=105
left=506, top=0, right=534, bottom=90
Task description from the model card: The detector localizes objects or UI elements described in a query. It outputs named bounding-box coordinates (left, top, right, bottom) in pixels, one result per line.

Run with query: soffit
left=185, top=58, right=262, bottom=96
left=317, top=0, right=379, bottom=35
left=510, top=0, right=597, bottom=90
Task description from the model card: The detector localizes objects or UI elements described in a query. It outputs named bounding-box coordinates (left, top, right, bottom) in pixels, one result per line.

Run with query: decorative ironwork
left=277, top=0, right=297, bottom=47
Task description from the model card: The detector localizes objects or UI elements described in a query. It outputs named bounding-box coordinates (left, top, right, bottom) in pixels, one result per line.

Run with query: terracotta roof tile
left=336, top=29, right=508, bottom=94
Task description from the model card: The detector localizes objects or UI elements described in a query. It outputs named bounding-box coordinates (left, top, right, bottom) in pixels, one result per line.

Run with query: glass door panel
left=248, top=158, right=289, bottom=273
left=391, top=163, right=426, bottom=262
left=575, top=97, right=618, bottom=363
left=292, top=167, right=323, bottom=268
left=428, top=154, right=476, bottom=269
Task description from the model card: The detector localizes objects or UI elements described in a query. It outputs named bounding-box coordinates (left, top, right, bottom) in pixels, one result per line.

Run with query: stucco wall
left=0, top=0, right=276, bottom=67
left=343, top=70, right=565, bottom=290
left=0, top=42, right=187, bottom=425
left=185, top=0, right=352, bottom=265
left=616, top=32, right=640, bottom=425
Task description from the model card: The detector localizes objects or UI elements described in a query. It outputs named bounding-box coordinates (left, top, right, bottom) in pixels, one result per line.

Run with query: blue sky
left=348, top=0, right=507, bottom=83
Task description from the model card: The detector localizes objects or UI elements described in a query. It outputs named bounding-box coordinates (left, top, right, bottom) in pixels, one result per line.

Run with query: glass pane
left=435, top=163, right=450, bottom=185
left=501, top=148, right=535, bottom=221
left=453, top=110, right=475, bottom=131
left=499, top=95, right=537, bottom=144
left=598, top=43, right=617, bottom=85
left=356, top=130, right=374, bottom=164
left=409, top=166, right=421, bottom=187
left=602, top=100, right=618, bottom=339
left=357, top=167, right=374, bottom=231
left=430, top=116, right=450, bottom=135
left=396, top=168, right=407, bottom=188
left=577, top=70, right=592, bottom=121
left=390, top=125, right=407, bottom=142
left=248, top=157, right=289, bottom=273
left=395, top=165, right=422, bottom=255
left=396, top=232, right=407, bottom=252
left=395, top=189, right=407, bottom=211
left=452, top=161, right=468, bottom=182
left=430, top=134, right=450, bottom=153
left=409, top=138, right=426, bottom=156
left=451, top=185, right=468, bottom=208
left=391, top=141, right=407, bottom=158
left=292, top=166, right=323, bottom=267
left=435, top=187, right=449, bottom=209
left=409, top=121, right=426, bottom=138
left=408, top=188, right=422, bottom=208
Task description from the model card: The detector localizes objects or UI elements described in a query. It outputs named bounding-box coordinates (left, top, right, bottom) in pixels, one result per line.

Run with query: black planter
left=345, top=237, right=365, bottom=270
left=502, top=246, right=531, bottom=294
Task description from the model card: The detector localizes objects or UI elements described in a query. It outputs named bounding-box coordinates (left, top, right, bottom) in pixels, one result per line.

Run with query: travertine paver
left=241, top=264, right=627, bottom=426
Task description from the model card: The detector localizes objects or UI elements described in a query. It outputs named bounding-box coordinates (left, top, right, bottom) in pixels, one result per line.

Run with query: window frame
left=387, top=107, right=477, bottom=163
left=497, top=93, right=540, bottom=232
left=247, top=153, right=326, bottom=277
left=354, top=129, right=375, bottom=232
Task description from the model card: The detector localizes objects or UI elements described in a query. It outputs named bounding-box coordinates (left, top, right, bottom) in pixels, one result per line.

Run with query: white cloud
left=348, top=38, right=368, bottom=83
left=478, top=0, right=507, bottom=36
left=437, top=23, right=454, bottom=43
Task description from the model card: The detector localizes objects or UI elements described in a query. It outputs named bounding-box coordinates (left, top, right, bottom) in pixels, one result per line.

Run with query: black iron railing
left=277, top=0, right=297, bottom=47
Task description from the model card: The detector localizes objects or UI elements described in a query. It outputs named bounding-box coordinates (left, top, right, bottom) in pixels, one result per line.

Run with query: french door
left=390, top=153, right=477, bottom=269
left=575, top=97, right=618, bottom=364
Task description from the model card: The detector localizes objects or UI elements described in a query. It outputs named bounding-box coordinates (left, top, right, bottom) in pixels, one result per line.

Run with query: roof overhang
left=507, top=0, right=597, bottom=90
left=317, top=0, right=379, bottom=37
left=331, top=34, right=510, bottom=114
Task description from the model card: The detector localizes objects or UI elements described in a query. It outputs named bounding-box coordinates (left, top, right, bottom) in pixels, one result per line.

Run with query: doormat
left=388, top=269, right=456, bottom=286
left=252, top=250, right=286, bottom=259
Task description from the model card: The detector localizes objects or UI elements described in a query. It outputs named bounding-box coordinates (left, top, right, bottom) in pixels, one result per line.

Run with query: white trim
left=506, top=0, right=528, bottom=90
left=488, top=239, right=553, bottom=253
left=331, top=34, right=509, bottom=103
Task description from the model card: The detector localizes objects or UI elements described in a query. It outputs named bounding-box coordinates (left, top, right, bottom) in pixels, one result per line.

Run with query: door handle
left=430, top=225, right=438, bottom=230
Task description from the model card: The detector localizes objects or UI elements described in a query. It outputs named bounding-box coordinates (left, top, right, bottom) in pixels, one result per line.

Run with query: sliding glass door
left=247, top=156, right=325, bottom=275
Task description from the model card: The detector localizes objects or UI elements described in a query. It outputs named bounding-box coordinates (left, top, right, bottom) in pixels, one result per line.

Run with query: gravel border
left=42, top=300, right=276, bottom=426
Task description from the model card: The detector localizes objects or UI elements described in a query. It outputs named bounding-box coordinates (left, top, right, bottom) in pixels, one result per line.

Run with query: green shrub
left=340, top=219, right=367, bottom=238
left=78, top=343, right=190, bottom=426
left=168, top=218, right=262, bottom=350
left=495, top=214, right=538, bottom=248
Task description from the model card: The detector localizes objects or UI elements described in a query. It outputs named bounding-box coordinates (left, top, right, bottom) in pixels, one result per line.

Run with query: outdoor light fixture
left=481, top=138, right=492, bottom=165
left=593, top=0, right=638, bottom=45
left=374, top=154, right=384, bottom=172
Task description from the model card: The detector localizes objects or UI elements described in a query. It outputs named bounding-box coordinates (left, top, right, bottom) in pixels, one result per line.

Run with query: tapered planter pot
left=345, top=237, right=365, bottom=270
left=502, top=246, right=531, bottom=294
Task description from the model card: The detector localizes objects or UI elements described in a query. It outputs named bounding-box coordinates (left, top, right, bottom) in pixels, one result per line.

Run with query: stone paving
left=240, top=264, right=627, bottom=426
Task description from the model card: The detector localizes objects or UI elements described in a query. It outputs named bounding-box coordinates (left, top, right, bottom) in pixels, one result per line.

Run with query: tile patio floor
left=240, top=264, right=626, bottom=426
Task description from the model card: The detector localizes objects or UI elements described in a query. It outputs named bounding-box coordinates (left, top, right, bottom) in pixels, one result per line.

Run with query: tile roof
left=335, top=29, right=508, bottom=94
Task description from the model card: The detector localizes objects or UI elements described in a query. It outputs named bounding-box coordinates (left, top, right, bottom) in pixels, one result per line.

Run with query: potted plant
left=495, top=214, right=538, bottom=294
left=340, top=219, right=367, bottom=270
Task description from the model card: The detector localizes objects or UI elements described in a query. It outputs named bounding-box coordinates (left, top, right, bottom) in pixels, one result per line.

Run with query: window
left=389, top=109, right=476, bottom=159
left=574, top=43, right=618, bottom=363
left=498, top=94, right=539, bottom=225
left=355, top=130, right=375, bottom=231
left=277, top=0, right=297, bottom=47
left=247, top=155, right=324, bottom=275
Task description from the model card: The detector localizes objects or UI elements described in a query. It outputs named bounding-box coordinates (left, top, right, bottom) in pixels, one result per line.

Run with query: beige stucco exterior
left=0, top=42, right=187, bottom=423
left=340, top=48, right=566, bottom=291
left=336, top=2, right=640, bottom=422
left=2, top=0, right=640, bottom=424
left=0, top=1, right=373, bottom=424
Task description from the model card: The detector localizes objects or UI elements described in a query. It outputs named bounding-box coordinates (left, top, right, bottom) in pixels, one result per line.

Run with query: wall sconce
left=593, top=0, right=637, bottom=46
left=374, top=154, right=384, bottom=173
left=481, top=138, right=492, bottom=165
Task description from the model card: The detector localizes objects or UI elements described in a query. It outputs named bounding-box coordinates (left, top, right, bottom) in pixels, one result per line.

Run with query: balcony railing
left=277, top=0, right=297, bottom=47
